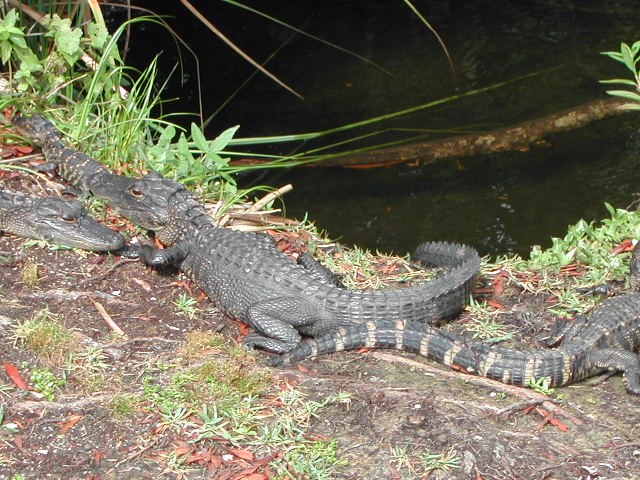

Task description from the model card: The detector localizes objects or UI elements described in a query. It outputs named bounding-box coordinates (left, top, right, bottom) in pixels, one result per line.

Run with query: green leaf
left=190, top=123, right=210, bottom=152
left=10, top=34, right=27, bottom=49
left=88, top=23, right=109, bottom=50
left=158, top=125, right=176, bottom=146
left=599, top=78, right=637, bottom=86
left=3, top=9, right=17, bottom=29
left=210, top=125, right=240, bottom=152
left=606, top=90, right=640, bottom=102
left=0, top=42, right=11, bottom=64
left=56, top=27, right=83, bottom=57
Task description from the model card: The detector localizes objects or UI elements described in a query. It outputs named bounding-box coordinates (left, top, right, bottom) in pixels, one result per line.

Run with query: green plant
left=13, top=310, right=77, bottom=365
left=421, top=448, right=460, bottom=478
left=173, top=292, right=199, bottom=318
left=0, top=7, right=111, bottom=96
left=316, top=245, right=437, bottom=290
left=146, top=123, right=240, bottom=191
left=29, top=366, right=66, bottom=400
left=390, top=445, right=460, bottom=478
left=601, top=41, right=640, bottom=110
left=464, top=298, right=513, bottom=342
left=528, top=376, right=556, bottom=396
left=528, top=204, right=639, bottom=276
left=19, top=261, right=40, bottom=287
left=108, top=394, right=140, bottom=419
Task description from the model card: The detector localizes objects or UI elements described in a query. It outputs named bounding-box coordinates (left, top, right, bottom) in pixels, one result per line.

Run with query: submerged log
left=234, top=97, right=631, bottom=168
left=317, top=97, right=630, bottom=168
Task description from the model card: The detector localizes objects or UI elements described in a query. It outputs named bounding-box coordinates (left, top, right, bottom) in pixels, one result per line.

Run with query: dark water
left=123, top=1, right=640, bottom=256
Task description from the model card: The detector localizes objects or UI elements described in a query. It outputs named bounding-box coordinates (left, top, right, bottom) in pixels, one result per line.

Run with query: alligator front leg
left=243, top=296, right=327, bottom=353
left=588, top=348, right=640, bottom=394
left=120, top=243, right=189, bottom=268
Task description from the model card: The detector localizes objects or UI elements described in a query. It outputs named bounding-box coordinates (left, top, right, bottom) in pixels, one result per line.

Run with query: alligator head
left=90, top=171, right=197, bottom=231
left=2, top=194, right=125, bottom=251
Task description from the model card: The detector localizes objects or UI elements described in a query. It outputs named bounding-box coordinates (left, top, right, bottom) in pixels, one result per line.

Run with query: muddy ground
left=1, top=182, right=640, bottom=480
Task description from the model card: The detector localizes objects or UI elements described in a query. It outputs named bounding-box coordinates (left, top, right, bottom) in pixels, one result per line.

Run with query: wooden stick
left=247, top=184, right=293, bottom=213
left=89, top=297, right=125, bottom=336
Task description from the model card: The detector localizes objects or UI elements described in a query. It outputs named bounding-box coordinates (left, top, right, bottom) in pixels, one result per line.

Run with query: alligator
left=272, top=245, right=640, bottom=394
left=12, top=114, right=114, bottom=192
left=0, top=187, right=124, bottom=251
left=91, top=171, right=481, bottom=353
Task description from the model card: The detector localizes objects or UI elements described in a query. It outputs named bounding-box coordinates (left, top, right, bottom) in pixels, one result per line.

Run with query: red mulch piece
left=485, top=300, right=505, bottom=310
left=58, top=414, right=84, bottom=434
left=611, top=238, right=635, bottom=254
left=131, top=278, right=152, bottom=291
left=170, top=280, right=193, bottom=295
left=491, top=270, right=509, bottom=298
left=523, top=405, right=569, bottom=432
left=227, top=449, right=254, bottom=462
left=3, top=362, right=29, bottom=390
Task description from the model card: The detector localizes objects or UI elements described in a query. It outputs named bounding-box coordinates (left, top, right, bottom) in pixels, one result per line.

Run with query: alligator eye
left=60, top=214, right=78, bottom=223
left=129, top=185, right=144, bottom=197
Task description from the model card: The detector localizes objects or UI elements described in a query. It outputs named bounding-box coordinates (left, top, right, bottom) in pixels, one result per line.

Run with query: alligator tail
left=272, top=319, right=578, bottom=388
left=409, top=241, right=481, bottom=321
left=12, top=114, right=63, bottom=145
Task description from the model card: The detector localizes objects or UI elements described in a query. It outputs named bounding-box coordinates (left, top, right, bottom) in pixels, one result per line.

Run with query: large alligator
left=0, top=187, right=124, bottom=251
left=91, top=172, right=481, bottom=353
left=12, top=114, right=114, bottom=192
left=272, top=245, right=640, bottom=394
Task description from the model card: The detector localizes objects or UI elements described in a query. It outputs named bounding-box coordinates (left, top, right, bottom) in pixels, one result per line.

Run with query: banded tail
left=271, top=318, right=640, bottom=394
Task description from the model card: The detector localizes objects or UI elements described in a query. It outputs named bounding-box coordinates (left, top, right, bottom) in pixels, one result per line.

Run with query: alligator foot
left=243, top=333, right=300, bottom=354
left=589, top=348, right=640, bottom=395
left=576, top=284, right=615, bottom=296
left=133, top=243, right=188, bottom=267
left=546, top=315, right=589, bottom=347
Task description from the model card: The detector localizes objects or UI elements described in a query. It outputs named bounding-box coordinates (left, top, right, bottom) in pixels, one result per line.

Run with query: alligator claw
left=576, top=284, right=614, bottom=296
left=115, top=244, right=143, bottom=259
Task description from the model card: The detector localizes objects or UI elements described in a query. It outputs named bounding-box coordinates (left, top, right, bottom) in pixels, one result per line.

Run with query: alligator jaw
left=1, top=190, right=124, bottom=251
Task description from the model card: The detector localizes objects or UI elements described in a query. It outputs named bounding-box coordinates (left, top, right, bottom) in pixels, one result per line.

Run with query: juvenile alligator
left=0, top=187, right=124, bottom=251
left=272, top=246, right=640, bottom=394
left=12, top=114, right=114, bottom=192
left=92, top=172, right=481, bottom=353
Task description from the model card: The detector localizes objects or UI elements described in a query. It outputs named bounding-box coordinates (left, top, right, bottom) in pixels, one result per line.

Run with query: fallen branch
left=89, top=297, right=125, bottom=335
left=247, top=184, right=293, bottom=213
left=7, top=395, right=109, bottom=415
left=235, top=97, right=630, bottom=168
left=106, top=438, right=159, bottom=474
left=79, top=257, right=138, bottom=285
left=20, top=289, right=129, bottom=303
left=368, top=351, right=583, bottom=425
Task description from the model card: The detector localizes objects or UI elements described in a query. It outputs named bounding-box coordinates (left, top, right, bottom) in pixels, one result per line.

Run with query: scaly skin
left=0, top=187, right=124, bottom=251
left=91, top=172, right=481, bottom=353
left=12, top=114, right=115, bottom=191
left=272, top=246, right=640, bottom=395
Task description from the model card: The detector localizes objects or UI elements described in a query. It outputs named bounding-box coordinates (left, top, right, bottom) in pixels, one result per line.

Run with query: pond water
left=124, top=1, right=640, bottom=256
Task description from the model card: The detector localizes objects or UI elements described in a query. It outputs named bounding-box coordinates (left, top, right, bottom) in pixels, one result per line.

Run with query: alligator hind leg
left=588, top=348, right=640, bottom=395
left=546, top=315, right=589, bottom=347
left=297, top=253, right=345, bottom=288
left=243, top=296, right=325, bottom=353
